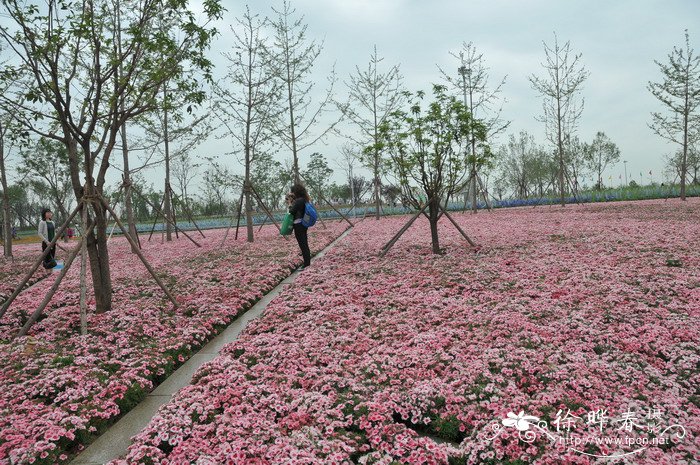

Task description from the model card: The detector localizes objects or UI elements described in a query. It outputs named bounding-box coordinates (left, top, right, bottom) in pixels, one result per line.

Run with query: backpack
left=301, top=202, right=318, bottom=228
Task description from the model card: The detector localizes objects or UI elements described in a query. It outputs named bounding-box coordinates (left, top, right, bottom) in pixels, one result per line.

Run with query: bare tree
left=214, top=6, right=281, bottom=242
left=440, top=42, right=509, bottom=212
left=343, top=45, right=404, bottom=219
left=172, top=151, right=201, bottom=212
left=648, top=29, right=700, bottom=200
left=0, top=46, right=13, bottom=257
left=529, top=33, right=589, bottom=206
left=0, top=107, right=11, bottom=257
left=0, top=0, right=223, bottom=313
left=270, top=0, right=341, bottom=183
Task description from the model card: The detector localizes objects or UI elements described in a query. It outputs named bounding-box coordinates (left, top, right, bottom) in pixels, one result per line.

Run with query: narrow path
left=70, top=227, right=354, bottom=465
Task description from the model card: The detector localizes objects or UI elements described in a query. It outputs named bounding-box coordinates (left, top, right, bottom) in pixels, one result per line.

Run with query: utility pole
left=623, top=160, right=628, bottom=186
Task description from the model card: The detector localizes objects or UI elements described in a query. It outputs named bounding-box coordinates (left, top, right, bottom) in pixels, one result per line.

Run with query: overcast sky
left=4, top=0, right=699, bottom=192
left=188, top=0, right=698, bottom=190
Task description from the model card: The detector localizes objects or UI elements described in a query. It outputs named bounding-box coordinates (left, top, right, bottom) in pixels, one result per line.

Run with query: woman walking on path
left=287, top=184, right=311, bottom=269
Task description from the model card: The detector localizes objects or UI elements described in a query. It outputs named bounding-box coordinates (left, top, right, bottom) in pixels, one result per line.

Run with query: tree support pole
left=133, top=185, right=200, bottom=247
left=0, top=203, right=81, bottom=320
left=79, top=204, right=88, bottom=336
left=250, top=185, right=289, bottom=240
left=171, top=187, right=206, bottom=239
left=16, top=218, right=95, bottom=338
left=438, top=204, right=477, bottom=247
left=147, top=194, right=166, bottom=241
left=298, top=172, right=354, bottom=228
left=234, top=188, right=245, bottom=241
left=100, top=196, right=178, bottom=307
left=476, top=174, right=493, bottom=211
left=379, top=199, right=432, bottom=257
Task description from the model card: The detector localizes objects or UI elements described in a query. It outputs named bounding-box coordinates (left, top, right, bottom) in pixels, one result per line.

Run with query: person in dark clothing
left=287, top=183, right=311, bottom=269
left=38, top=208, right=57, bottom=268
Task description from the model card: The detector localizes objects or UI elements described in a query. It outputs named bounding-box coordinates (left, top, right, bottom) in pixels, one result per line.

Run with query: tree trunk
left=86, top=193, right=113, bottom=313
left=244, top=181, right=253, bottom=243
left=163, top=88, right=173, bottom=240
left=428, top=196, right=441, bottom=254
left=374, top=162, right=381, bottom=220
left=70, top=140, right=112, bottom=314
left=0, top=130, right=12, bottom=258
left=121, top=125, right=139, bottom=252
left=681, top=103, right=689, bottom=200
left=470, top=169, right=478, bottom=213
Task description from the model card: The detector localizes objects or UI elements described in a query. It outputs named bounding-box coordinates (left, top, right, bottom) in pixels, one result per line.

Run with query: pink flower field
left=0, top=222, right=348, bottom=465
left=116, top=199, right=699, bottom=464
left=0, top=247, right=50, bottom=306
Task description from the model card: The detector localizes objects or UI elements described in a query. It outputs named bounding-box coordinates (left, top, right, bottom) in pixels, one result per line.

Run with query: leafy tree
left=380, top=85, right=486, bottom=253
left=381, top=184, right=402, bottom=206
left=0, top=0, right=223, bottom=312
left=201, top=159, right=234, bottom=217
left=584, top=131, right=621, bottom=190
left=665, top=144, right=700, bottom=185
left=303, top=152, right=333, bottom=200
left=496, top=131, right=557, bottom=199
left=327, top=182, right=351, bottom=203
left=18, top=139, right=73, bottom=219
left=529, top=33, right=589, bottom=206
left=648, top=30, right=700, bottom=200
left=563, top=135, right=586, bottom=193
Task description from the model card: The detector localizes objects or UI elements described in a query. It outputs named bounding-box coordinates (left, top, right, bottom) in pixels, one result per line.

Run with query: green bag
left=280, top=212, right=293, bottom=236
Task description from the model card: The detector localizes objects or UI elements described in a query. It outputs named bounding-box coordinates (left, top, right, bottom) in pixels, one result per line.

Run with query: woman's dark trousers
left=42, top=241, right=56, bottom=266
left=293, top=223, right=311, bottom=267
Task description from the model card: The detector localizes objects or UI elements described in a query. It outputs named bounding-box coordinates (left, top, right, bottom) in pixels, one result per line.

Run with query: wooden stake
left=234, top=189, right=245, bottom=241
left=147, top=193, right=166, bottom=241
left=16, top=219, right=94, bottom=338
left=475, top=174, right=493, bottom=211
left=438, top=204, right=477, bottom=247
left=132, top=186, right=201, bottom=247
left=170, top=187, right=206, bottom=238
left=79, top=204, right=88, bottom=335
left=298, top=172, right=355, bottom=228
left=250, top=185, right=285, bottom=235
left=100, top=197, right=178, bottom=307
left=0, top=203, right=81, bottom=320
left=379, top=200, right=432, bottom=257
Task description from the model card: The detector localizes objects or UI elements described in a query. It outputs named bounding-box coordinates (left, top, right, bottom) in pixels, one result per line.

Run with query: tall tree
left=440, top=42, right=509, bottom=212
left=215, top=6, right=281, bottom=242
left=343, top=46, right=404, bottom=219
left=0, top=0, right=223, bottom=313
left=529, top=33, right=589, bottom=206
left=0, top=46, right=12, bottom=257
left=0, top=105, right=11, bottom=257
left=584, top=131, right=621, bottom=190
left=18, top=139, right=73, bottom=219
left=270, top=0, right=340, bottom=183
left=380, top=85, right=486, bottom=253
left=563, top=134, right=586, bottom=193
left=303, top=152, right=333, bottom=199
left=648, top=30, right=700, bottom=200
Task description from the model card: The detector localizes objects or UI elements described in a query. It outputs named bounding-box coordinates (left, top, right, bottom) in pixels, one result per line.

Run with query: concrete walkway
left=71, top=227, right=353, bottom=465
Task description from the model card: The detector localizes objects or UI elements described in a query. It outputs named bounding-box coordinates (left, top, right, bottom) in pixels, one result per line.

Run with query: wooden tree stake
left=101, top=197, right=178, bottom=307
left=0, top=203, right=81, bottom=320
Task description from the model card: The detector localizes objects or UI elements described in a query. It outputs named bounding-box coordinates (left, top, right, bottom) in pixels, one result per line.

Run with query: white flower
left=502, top=411, right=540, bottom=431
